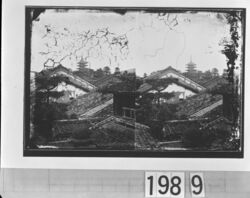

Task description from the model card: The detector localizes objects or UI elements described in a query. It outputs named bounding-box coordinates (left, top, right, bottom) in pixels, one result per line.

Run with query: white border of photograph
left=2, top=0, right=250, bottom=170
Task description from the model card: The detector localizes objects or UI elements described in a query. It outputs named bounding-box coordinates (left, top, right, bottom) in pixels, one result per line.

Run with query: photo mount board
left=2, top=0, right=250, bottom=170
left=23, top=6, right=245, bottom=157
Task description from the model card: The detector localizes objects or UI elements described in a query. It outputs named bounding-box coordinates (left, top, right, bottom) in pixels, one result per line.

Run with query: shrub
left=164, top=133, right=181, bottom=141
left=71, top=127, right=92, bottom=139
left=71, top=139, right=95, bottom=147
left=149, top=120, right=164, bottom=140
left=182, top=128, right=212, bottom=149
left=34, top=102, right=68, bottom=140
left=223, top=138, right=241, bottom=151
left=182, top=127, right=232, bottom=150
left=70, top=113, right=78, bottom=119
left=158, top=103, right=178, bottom=121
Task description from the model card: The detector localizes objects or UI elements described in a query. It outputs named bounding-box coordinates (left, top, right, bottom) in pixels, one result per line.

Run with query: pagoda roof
left=186, top=60, right=196, bottom=65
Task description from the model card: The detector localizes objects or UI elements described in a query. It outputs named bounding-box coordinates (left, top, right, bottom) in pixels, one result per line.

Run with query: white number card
left=145, top=172, right=157, bottom=197
left=170, top=172, right=185, bottom=198
left=190, top=173, right=205, bottom=197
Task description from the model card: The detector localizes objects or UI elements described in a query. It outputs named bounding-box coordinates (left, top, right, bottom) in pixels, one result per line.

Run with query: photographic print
left=24, top=7, right=245, bottom=157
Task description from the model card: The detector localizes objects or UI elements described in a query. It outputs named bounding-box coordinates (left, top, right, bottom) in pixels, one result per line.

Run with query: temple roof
left=202, top=77, right=228, bottom=89
left=40, top=65, right=96, bottom=92
left=137, top=66, right=205, bottom=93
left=91, top=75, right=122, bottom=88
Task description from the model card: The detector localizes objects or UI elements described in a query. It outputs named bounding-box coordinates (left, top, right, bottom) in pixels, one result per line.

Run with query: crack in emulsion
left=143, top=13, right=186, bottom=61
left=39, top=27, right=131, bottom=69
left=174, top=30, right=186, bottom=69
left=38, top=12, right=188, bottom=70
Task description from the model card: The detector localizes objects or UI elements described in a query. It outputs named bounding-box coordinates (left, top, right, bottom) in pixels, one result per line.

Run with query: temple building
left=137, top=66, right=205, bottom=102
left=37, top=65, right=96, bottom=103
left=186, top=57, right=197, bottom=74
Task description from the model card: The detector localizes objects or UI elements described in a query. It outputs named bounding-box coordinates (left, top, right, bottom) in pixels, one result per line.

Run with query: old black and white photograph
left=24, top=7, right=245, bottom=157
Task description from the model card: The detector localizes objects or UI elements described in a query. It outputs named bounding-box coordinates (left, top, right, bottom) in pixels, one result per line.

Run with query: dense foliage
left=33, top=73, right=69, bottom=142
left=181, top=127, right=239, bottom=151
left=98, top=72, right=142, bottom=93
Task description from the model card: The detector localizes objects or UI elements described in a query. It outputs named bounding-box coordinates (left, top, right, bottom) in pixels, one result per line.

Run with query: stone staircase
left=176, top=93, right=223, bottom=118
left=91, top=116, right=136, bottom=130
left=67, top=91, right=113, bottom=117
left=89, top=115, right=157, bottom=150
left=190, top=99, right=223, bottom=118
left=79, top=99, right=113, bottom=118
left=90, top=116, right=116, bottom=129
left=135, top=125, right=157, bottom=150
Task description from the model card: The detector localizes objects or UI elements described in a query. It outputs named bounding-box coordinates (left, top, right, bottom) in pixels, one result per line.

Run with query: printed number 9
left=158, top=175, right=169, bottom=194
left=191, top=175, right=203, bottom=195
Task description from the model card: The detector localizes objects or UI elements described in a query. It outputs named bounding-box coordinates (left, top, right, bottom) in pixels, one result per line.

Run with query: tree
left=145, top=78, right=178, bottom=105
left=136, top=78, right=177, bottom=124
left=103, top=66, right=111, bottom=75
left=222, top=69, right=228, bottom=78
left=208, top=81, right=240, bottom=129
left=99, top=72, right=142, bottom=93
left=94, top=68, right=105, bottom=78
left=136, top=93, right=155, bottom=124
left=182, top=127, right=232, bottom=150
left=114, top=67, right=120, bottom=75
left=220, top=11, right=243, bottom=138
left=221, top=11, right=242, bottom=83
left=211, top=68, right=219, bottom=77
left=33, top=73, right=68, bottom=141
left=202, top=70, right=213, bottom=81
left=35, top=74, right=67, bottom=103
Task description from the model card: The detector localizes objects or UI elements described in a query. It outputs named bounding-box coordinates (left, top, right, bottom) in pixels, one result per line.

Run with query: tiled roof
left=176, top=93, right=223, bottom=118
left=41, top=64, right=73, bottom=76
left=91, top=75, right=122, bottom=88
left=40, top=65, right=96, bottom=91
left=91, top=115, right=157, bottom=150
left=163, top=119, right=209, bottom=135
left=202, top=77, right=228, bottom=89
left=52, top=118, right=101, bottom=140
left=201, top=116, right=232, bottom=130
left=145, top=66, right=180, bottom=80
left=137, top=82, right=152, bottom=93
left=137, top=78, right=203, bottom=93
left=138, top=66, right=205, bottom=93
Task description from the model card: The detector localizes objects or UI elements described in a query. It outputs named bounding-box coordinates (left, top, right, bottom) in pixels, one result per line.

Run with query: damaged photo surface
left=26, top=8, right=244, bottom=156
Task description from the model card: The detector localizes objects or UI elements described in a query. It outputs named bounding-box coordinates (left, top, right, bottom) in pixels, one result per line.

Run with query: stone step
left=190, top=99, right=223, bottom=118
left=80, top=99, right=113, bottom=118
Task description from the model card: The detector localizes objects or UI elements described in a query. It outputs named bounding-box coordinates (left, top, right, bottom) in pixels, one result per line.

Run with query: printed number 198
left=145, top=172, right=184, bottom=198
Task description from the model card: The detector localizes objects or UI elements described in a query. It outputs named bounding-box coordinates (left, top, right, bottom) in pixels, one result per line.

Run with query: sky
left=30, top=9, right=235, bottom=76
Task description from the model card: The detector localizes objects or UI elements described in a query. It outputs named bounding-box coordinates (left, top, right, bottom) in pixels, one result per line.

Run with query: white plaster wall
left=162, top=84, right=195, bottom=98
left=55, top=82, right=87, bottom=98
